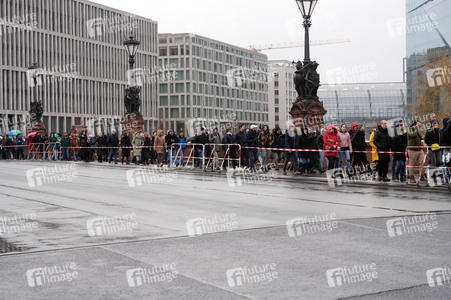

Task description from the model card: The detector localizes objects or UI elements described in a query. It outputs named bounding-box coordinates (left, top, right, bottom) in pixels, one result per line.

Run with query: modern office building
left=0, top=0, right=158, bottom=135
left=268, top=60, right=296, bottom=131
left=267, top=59, right=406, bottom=129
left=406, top=0, right=451, bottom=113
left=318, top=82, right=407, bottom=125
left=157, top=33, right=269, bottom=135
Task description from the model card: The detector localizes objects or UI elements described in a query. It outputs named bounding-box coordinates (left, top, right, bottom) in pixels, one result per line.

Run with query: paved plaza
left=0, top=161, right=450, bottom=299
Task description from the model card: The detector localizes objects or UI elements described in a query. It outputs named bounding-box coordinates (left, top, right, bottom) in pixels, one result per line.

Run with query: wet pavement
left=0, top=160, right=450, bottom=299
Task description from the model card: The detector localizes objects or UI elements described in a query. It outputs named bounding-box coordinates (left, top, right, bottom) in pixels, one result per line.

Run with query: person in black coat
left=272, top=127, right=284, bottom=170
left=425, top=120, right=442, bottom=167
left=236, top=124, right=248, bottom=168
left=108, top=129, right=119, bottom=164
left=142, top=132, right=152, bottom=165
left=391, top=125, right=407, bottom=181
left=373, top=120, right=392, bottom=181
left=245, top=125, right=259, bottom=172
left=283, top=124, right=300, bottom=175
left=120, top=132, right=132, bottom=164
left=79, top=127, right=89, bottom=162
left=95, top=132, right=108, bottom=163
left=193, top=127, right=209, bottom=168
left=351, top=124, right=371, bottom=174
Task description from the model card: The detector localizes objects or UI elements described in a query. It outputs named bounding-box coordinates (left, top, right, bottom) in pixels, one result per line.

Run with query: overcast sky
left=90, top=0, right=407, bottom=84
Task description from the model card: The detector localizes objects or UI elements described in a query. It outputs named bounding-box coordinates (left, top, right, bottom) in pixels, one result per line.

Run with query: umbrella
left=27, top=132, right=38, bottom=138
left=8, top=130, right=21, bottom=136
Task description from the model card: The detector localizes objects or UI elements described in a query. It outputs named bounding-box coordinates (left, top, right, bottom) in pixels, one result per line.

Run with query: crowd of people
left=1, top=116, right=451, bottom=184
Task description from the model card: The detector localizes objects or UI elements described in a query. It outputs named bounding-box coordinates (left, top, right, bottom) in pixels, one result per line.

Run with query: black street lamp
left=27, top=62, right=44, bottom=125
left=122, top=34, right=142, bottom=117
left=123, top=34, right=141, bottom=72
left=290, top=0, right=326, bottom=130
left=295, top=0, right=318, bottom=63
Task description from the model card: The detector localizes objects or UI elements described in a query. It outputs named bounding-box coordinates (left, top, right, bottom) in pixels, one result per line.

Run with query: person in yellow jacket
left=369, top=124, right=379, bottom=168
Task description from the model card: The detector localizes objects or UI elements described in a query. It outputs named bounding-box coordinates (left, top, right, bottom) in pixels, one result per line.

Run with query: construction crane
left=249, top=39, right=351, bottom=52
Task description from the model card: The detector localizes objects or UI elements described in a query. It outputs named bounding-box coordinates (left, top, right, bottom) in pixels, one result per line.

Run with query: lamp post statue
left=290, top=0, right=327, bottom=132
left=121, top=34, right=144, bottom=137
left=27, top=62, right=46, bottom=135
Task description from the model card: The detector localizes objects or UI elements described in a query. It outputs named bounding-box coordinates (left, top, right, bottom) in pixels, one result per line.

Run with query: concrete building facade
left=158, top=33, right=268, bottom=135
left=267, top=60, right=296, bottom=131
left=0, top=0, right=158, bottom=135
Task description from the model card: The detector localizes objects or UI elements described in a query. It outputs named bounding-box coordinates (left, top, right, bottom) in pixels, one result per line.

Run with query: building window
left=175, top=83, right=184, bottom=93
left=160, top=84, right=168, bottom=93
left=170, top=96, right=179, bottom=106
left=170, top=108, right=179, bottom=118
left=170, top=46, right=178, bottom=56
left=160, top=96, right=168, bottom=106
left=159, top=47, right=167, bottom=56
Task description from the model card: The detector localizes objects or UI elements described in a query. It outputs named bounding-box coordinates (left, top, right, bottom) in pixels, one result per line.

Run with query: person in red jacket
left=323, top=125, right=340, bottom=170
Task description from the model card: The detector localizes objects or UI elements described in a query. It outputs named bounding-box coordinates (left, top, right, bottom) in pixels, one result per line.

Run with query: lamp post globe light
left=123, top=34, right=141, bottom=71
left=295, top=0, right=318, bottom=63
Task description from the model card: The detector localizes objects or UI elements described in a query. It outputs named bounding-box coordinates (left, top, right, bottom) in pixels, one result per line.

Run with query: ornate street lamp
left=27, top=62, right=43, bottom=124
left=123, top=34, right=141, bottom=71
left=295, top=0, right=318, bottom=63
left=121, top=33, right=143, bottom=136
left=290, top=0, right=326, bottom=131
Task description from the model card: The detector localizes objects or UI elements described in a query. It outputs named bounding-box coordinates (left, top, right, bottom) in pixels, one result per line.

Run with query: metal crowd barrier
left=170, top=143, right=205, bottom=169
left=406, top=146, right=451, bottom=187
left=204, top=143, right=241, bottom=170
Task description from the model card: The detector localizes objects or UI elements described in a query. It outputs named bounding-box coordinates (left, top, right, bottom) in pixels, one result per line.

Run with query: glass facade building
left=318, top=83, right=407, bottom=124
left=406, top=0, right=451, bottom=110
